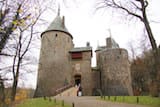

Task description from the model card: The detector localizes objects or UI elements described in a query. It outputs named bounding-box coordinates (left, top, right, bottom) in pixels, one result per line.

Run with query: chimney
left=86, top=42, right=90, bottom=47
left=106, top=37, right=112, bottom=48
left=62, top=16, right=65, bottom=28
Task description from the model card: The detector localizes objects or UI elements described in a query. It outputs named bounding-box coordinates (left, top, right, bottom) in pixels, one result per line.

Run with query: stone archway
left=74, top=74, right=81, bottom=86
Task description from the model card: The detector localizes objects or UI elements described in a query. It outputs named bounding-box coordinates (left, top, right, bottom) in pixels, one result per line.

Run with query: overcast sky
left=46, top=0, right=160, bottom=65
left=5, top=0, right=160, bottom=88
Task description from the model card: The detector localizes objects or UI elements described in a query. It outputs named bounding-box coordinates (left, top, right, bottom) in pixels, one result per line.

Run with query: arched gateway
left=74, top=74, right=81, bottom=86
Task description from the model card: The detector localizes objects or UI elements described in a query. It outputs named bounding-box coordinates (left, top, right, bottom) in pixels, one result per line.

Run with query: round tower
left=96, top=37, right=133, bottom=96
left=99, top=48, right=133, bottom=95
left=34, top=10, right=74, bottom=97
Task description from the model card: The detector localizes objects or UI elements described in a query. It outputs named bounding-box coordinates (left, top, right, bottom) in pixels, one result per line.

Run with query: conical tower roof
left=46, top=15, right=68, bottom=32
left=41, top=8, right=73, bottom=39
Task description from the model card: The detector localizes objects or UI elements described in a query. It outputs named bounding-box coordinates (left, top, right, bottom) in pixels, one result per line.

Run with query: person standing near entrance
left=78, top=85, right=82, bottom=96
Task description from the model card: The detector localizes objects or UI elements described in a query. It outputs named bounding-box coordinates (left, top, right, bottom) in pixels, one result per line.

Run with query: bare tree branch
left=98, top=0, right=160, bottom=97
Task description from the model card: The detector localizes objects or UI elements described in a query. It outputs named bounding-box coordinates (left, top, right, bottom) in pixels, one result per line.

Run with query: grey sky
left=1, top=0, right=159, bottom=88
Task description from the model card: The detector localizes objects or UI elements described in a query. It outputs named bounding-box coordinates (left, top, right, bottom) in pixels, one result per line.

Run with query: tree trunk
left=0, top=79, right=6, bottom=107
left=142, top=2, right=160, bottom=97
left=11, top=59, right=21, bottom=101
left=11, top=77, right=18, bottom=101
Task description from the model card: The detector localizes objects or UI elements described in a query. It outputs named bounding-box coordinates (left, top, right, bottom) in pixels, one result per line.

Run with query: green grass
left=100, top=96, right=160, bottom=107
left=16, top=98, right=71, bottom=107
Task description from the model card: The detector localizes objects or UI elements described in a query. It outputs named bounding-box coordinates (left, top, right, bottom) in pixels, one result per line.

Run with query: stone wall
left=35, top=30, right=133, bottom=97
left=70, top=51, right=94, bottom=95
left=91, top=68, right=100, bottom=95
left=35, top=31, right=73, bottom=97
left=98, top=48, right=133, bottom=95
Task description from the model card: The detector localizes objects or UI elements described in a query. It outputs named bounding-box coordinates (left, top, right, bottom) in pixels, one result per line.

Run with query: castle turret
left=96, top=37, right=133, bottom=96
left=34, top=9, right=74, bottom=97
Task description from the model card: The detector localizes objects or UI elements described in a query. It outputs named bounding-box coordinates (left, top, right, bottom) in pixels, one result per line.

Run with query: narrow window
left=55, top=34, right=58, bottom=37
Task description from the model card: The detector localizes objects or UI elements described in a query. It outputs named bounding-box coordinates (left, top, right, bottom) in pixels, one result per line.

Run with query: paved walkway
left=56, top=87, right=78, bottom=97
left=54, top=96, right=149, bottom=107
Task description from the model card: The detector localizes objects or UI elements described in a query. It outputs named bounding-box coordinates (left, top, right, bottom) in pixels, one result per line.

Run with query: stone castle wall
left=98, top=48, right=133, bottom=95
left=35, top=31, right=73, bottom=97
left=35, top=13, right=133, bottom=97
left=70, top=51, right=94, bottom=95
left=91, top=68, right=100, bottom=95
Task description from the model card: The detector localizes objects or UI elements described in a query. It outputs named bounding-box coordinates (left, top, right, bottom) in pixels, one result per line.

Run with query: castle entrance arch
left=74, top=74, right=81, bottom=86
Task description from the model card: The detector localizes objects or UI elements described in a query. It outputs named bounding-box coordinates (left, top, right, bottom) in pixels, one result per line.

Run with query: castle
left=34, top=10, right=133, bottom=97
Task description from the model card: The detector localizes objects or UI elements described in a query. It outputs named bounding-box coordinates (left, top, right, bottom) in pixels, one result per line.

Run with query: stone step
left=56, top=86, right=78, bottom=97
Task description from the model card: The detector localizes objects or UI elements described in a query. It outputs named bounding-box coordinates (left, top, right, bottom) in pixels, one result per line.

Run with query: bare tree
left=0, top=0, right=79, bottom=103
left=10, top=9, right=43, bottom=102
left=0, top=0, right=46, bottom=102
left=0, top=75, right=6, bottom=107
left=0, top=0, right=31, bottom=54
left=98, top=0, right=160, bottom=96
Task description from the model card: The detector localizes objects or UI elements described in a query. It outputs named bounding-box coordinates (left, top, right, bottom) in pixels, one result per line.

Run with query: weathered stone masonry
left=34, top=11, right=133, bottom=97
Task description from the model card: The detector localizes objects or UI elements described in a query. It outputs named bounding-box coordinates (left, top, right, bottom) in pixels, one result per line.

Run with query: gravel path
left=54, top=96, right=149, bottom=107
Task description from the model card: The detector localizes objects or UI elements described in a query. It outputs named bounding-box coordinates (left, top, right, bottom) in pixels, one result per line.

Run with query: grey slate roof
left=70, top=46, right=92, bottom=52
left=41, top=10, right=73, bottom=38
left=46, top=15, right=69, bottom=33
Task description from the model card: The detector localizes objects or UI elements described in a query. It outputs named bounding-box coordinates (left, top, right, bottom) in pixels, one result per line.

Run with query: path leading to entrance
left=55, top=96, right=149, bottom=107
left=56, top=87, right=78, bottom=97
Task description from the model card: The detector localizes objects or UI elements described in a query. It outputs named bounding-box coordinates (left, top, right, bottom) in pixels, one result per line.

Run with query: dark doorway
left=74, top=75, right=81, bottom=86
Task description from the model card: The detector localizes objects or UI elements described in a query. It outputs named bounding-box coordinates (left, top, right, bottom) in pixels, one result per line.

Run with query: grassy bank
left=16, top=98, right=71, bottom=107
left=100, top=96, right=160, bottom=107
